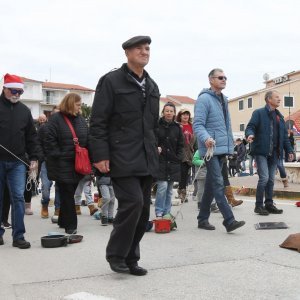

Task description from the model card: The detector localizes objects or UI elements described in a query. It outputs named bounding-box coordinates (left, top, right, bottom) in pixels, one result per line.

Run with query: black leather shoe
left=265, top=204, right=283, bottom=214
left=108, top=259, right=130, bottom=274
left=225, top=220, right=245, bottom=233
left=12, top=239, right=31, bottom=249
left=254, top=206, right=269, bottom=216
left=128, top=264, right=148, bottom=276
left=198, top=221, right=215, bottom=230
left=0, top=236, right=3, bottom=245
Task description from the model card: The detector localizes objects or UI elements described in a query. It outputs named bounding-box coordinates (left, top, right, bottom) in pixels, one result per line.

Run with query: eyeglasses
left=212, top=76, right=227, bottom=81
left=8, top=88, right=24, bottom=95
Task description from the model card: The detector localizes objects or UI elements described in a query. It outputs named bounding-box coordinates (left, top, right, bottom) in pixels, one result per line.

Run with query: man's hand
left=158, top=147, right=162, bottom=154
left=29, top=161, right=38, bottom=172
left=247, top=135, right=255, bottom=143
left=288, top=153, right=294, bottom=162
left=93, top=160, right=110, bottom=173
left=205, top=137, right=215, bottom=148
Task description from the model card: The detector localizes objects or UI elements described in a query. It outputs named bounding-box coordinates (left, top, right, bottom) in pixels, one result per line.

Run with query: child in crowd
left=96, top=175, right=115, bottom=226
left=74, top=175, right=98, bottom=216
left=228, top=152, right=237, bottom=177
left=192, top=150, right=207, bottom=210
left=192, top=150, right=220, bottom=212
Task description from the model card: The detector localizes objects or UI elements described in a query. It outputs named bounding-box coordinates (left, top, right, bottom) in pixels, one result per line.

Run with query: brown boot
left=181, top=189, right=187, bottom=203
left=25, top=203, right=34, bottom=215
left=97, top=198, right=103, bottom=208
left=225, top=186, right=243, bottom=207
left=282, top=178, right=289, bottom=188
left=75, top=205, right=81, bottom=215
left=88, top=204, right=98, bottom=216
left=54, top=208, right=60, bottom=216
left=41, top=205, right=49, bottom=218
left=175, top=189, right=182, bottom=199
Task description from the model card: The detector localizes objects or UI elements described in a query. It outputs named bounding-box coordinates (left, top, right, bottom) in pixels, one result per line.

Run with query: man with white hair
left=0, top=74, right=39, bottom=249
left=90, top=36, right=160, bottom=275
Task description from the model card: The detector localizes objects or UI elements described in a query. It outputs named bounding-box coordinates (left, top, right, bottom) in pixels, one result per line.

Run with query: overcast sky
left=1, top=0, right=300, bottom=101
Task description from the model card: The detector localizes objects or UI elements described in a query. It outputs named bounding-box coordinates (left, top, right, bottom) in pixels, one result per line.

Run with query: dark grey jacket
left=0, top=92, right=39, bottom=162
left=44, top=112, right=89, bottom=183
left=157, top=117, right=184, bottom=181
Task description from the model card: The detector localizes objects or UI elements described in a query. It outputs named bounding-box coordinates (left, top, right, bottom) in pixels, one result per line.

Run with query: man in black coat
left=235, top=138, right=246, bottom=175
left=0, top=74, right=39, bottom=249
left=89, top=36, right=160, bottom=276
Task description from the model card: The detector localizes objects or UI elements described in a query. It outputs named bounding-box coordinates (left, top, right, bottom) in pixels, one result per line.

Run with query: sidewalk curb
left=231, top=186, right=300, bottom=200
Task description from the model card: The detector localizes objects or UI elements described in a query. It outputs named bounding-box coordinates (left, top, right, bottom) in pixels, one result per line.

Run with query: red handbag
left=63, top=115, right=92, bottom=175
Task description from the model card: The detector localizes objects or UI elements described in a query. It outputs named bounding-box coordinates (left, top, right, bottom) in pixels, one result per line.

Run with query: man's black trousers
left=106, top=175, right=152, bottom=265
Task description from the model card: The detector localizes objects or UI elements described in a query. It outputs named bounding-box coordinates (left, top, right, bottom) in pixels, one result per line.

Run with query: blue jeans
left=277, top=159, right=287, bottom=178
left=74, top=175, right=93, bottom=206
left=255, top=153, right=278, bottom=207
left=40, top=161, right=53, bottom=206
left=197, top=155, right=235, bottom=227
left=99, top=184, right=115, bottom=218
left=155, top=181, right=174, bottom=217
left=248, top=155, right=254, bottom=175
left=0, top=161, right=26, bottom=240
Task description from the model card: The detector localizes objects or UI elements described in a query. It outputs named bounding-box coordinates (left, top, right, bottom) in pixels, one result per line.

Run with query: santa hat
left=3, top=73, right=24, bottom=89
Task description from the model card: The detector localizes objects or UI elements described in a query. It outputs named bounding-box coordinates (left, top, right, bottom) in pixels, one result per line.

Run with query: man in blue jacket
left=193, top=68, right=245, bottom=232
left=245, top=90, right=293, bottom=215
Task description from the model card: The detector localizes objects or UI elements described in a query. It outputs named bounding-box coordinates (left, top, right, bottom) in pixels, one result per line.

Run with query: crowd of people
left=0, top=35, right=296, bottom=277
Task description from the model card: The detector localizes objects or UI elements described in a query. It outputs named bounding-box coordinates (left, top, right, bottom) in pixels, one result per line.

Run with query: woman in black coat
left=155, top=102, right=184, bottom=217
left=44, top=93, right=89, bottom=234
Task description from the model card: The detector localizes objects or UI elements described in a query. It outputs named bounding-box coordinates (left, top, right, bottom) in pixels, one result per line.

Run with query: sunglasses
left=8, top=88, right=24, bottom=95
left=212, top=76, right=227, bottom=81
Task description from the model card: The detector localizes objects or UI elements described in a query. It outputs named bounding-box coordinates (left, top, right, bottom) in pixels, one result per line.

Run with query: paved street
left=1, top=180, right=300, bottom=300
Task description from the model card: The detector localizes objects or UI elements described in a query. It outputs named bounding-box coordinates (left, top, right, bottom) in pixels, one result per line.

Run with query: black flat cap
left=122, top=35, right=151, bottom=50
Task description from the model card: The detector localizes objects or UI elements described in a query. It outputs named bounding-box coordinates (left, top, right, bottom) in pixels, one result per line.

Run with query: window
left=238, top=99, right=244, bottom=111
left=247, top=97, right=253, bottom=108
left=45, top=91, right=55, bottom=104
left=240, top=124, right=245, bottom=132
left=284, top=96, right=294, bottom=108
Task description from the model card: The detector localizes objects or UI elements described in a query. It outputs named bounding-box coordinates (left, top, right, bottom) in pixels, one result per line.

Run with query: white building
left=0, top=76, right=95, bottom=119
left=160, top=95, right=196, bottom=118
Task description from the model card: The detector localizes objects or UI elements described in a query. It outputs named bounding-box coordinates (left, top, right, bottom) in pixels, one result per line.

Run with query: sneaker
left=108, top=218, right=114, bottom=224
left=225, top=220, right=246, bottom=233
left=0, top=236, right=3, bottom=245
left=2, top=221, right=12, bottom=229
left=101, top=216, right=108, bottom=226
left=210, top=203, right=220, bottom=213
left=254, top=206, right=269, bottom=216
left=12, top=239, right=31, bottom=249
left=198, top=220, right=215, bottom=230
left=265, top=204, right=283, bottom=214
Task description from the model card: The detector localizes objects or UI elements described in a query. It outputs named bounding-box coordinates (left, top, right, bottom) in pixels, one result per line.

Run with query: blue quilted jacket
left=193, top=88, right=234, bottom=157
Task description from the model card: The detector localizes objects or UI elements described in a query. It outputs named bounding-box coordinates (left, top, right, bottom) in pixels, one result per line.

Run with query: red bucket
left=153, top=219, right=171, bottom=233
left=93, top=192, right=99, bottom=203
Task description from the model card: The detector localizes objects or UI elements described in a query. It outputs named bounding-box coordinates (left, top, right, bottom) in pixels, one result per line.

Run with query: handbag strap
left=63, top=115, right=79, bottom=145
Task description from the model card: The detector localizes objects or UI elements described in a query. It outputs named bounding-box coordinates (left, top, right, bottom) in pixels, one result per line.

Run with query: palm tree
left=81, top=103, right=92, bottom=123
